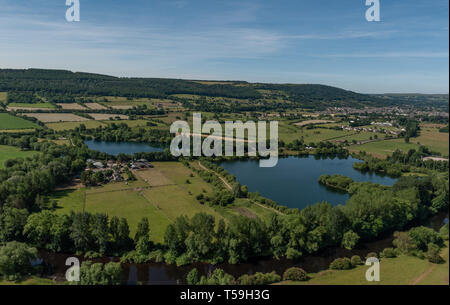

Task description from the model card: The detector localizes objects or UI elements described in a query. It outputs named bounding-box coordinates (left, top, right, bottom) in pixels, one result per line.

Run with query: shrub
left=350, top=255, right=363, bottom=266
left=187, top=268, right=200, bottom=285
left=341, top=230, right=360, bottom=250
left=393, top=231, right=416, bottom=253
left=366, top=252, right=378, bottom=260
left=380, top=248, right=397, bottom=258
left=175, top=253, right=193, bottom=266
left=148, top=250, right=164, bottom=263
left=282, top=267, right=308, bottom=281
left=426, top=243, right=444, bottom=264
left=78, top=261, right=122, bottom=285
left=408, top=226, right=444, bottom=251
left=238, top=271, right=281, bottom=285
left=198, top=268, right=235, bottom=285
left=329, top=258, right=353, bottom=270
left=440, top=223, right=449, bottom=241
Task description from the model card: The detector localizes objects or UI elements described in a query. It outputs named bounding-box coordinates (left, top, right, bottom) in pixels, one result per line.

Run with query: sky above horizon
left=0, top=0, right=448, bottom=93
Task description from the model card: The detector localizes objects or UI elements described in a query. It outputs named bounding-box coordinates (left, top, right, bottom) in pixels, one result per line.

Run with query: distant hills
left=0, top=68, right=448, bottom=110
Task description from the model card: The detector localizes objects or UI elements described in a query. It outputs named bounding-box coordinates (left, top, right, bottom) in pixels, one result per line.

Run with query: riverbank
left=276, top=242, right=449, bottom=285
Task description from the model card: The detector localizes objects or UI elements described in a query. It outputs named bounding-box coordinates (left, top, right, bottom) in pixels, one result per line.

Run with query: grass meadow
left=46, top=120, right=107, bottom=131
left=0, top=113, right=39, bottom=130
left=277, top=243, right=448, bottom=285
left=0, top=145, right=40, bottom=168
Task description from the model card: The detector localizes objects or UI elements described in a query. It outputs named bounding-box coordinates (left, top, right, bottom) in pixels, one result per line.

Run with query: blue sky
left=0, top=0, right=448, bottom=93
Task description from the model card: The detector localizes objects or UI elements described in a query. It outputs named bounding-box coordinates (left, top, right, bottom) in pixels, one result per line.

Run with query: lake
left=220, top=155, right=397, bottom=209
left=84, top=140, right=165, bottom=156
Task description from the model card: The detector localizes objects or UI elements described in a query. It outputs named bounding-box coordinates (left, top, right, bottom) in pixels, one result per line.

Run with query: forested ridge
left=1, top=68, right=388, bottom=107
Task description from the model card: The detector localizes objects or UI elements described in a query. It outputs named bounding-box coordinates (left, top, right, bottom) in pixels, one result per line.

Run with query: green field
left=418, top=245, right=449, bottom=285
left=86, top=190, right=171, bottom=243
left=52, top=189, right=86, bottom=214
left=413, top=130, right=449, bottom=157
left=277, top=243, right=449, bottom=285
left=0, top=129, right=36, bottom=134
left=277, top=121, right=356, bottom=144
left=0, top=276, right=55, bottom=286
left=349, top=138, right=421, bottom=158
left=332, top=131, right=386, bottom=143
left=0, top=113, right=39, bottom=130
left=102, top=119, right=151, bottom=128
left=213, top=198, right=277, bottom=223
left=7, top=102, right=55, bottom=109
left=46, top=120, right=106, bottom=131
left=51, top=161, right=279, bottom=243
left=0, top=145, right=40, bottom=168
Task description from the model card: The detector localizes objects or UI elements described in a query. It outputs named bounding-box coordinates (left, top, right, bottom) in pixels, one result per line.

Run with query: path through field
left=409, top=247, right=449, bottom=285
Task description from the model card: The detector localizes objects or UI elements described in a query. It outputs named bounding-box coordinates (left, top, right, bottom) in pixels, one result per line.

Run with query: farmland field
left=56, top=103, right=86, bottom=110
left=46, top=120, right=106, bottom=131
left=22, top=113, right=90, bottom=123
left=0, top=129, right=36, bottom=134
left=51, top=162, right=245, bottom=243
left=0, top=145, right=40, bottom=168
left=0, top=113, right=39, bottom=130
left=85, top=190, right=171, bottom=243
left=294, top=120, right=335, bottom=127
left=278, top=122, right=352, bottom=144
left=349, top=138, right=420, bottom=158
left=135, top=168, right=175, bottom=186
left=102, top=119, right=150, bottom=128
left=84, top=103, right=107, bottom=110
left=331, top=131, right=386, bottom=143
left=96, top=96, right=177, bottom=109
left=88, top=113, right=129, bottom=120
left=412, top=130, right=449, bottom=156
left=7, top=102, right=55, bottom=109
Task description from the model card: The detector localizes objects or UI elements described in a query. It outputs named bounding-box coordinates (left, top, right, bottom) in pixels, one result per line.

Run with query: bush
left=238, top=271, right=281, bottom=285
left=366, top=252, right=378, bottom=260
left=198, top=268, right=235, bottom=285
left=440, top=223, right=449, bottom=241
left=393, top=231, right=416, bottom=254
left=282, top=267, right=308, bottom=281
left=148, top=250, right=165, bottom=263
left=380, top=248, right=397, bottom=258
left=408, top=226, right=444, bottom=251
left=187, top=268, right=200, bottom=285
left=78, top=261, right=122, bottom=285
left=329, top=258, right=353, bottom=270
left=350, top=255, right=363, bottom=266
left=341, top=230, right=360, bottom=250
left=426, top=243, right=444, bottom=264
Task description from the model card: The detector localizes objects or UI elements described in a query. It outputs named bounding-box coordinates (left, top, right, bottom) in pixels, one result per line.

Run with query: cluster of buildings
left=85, top=158, right=153, bottom=182
left=130, top=159, right=154, bottom=170
left=341, top=124, right=404, bottom=136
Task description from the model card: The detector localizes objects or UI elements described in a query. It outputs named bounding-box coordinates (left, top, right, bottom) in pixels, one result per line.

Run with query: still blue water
left=84, top=140, right=165, bottom=156
left=220, top=156, right=397, bottom=209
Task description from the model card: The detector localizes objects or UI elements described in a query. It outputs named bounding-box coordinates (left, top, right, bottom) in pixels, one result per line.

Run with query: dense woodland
left=2, top=68, right=442, bottom=110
